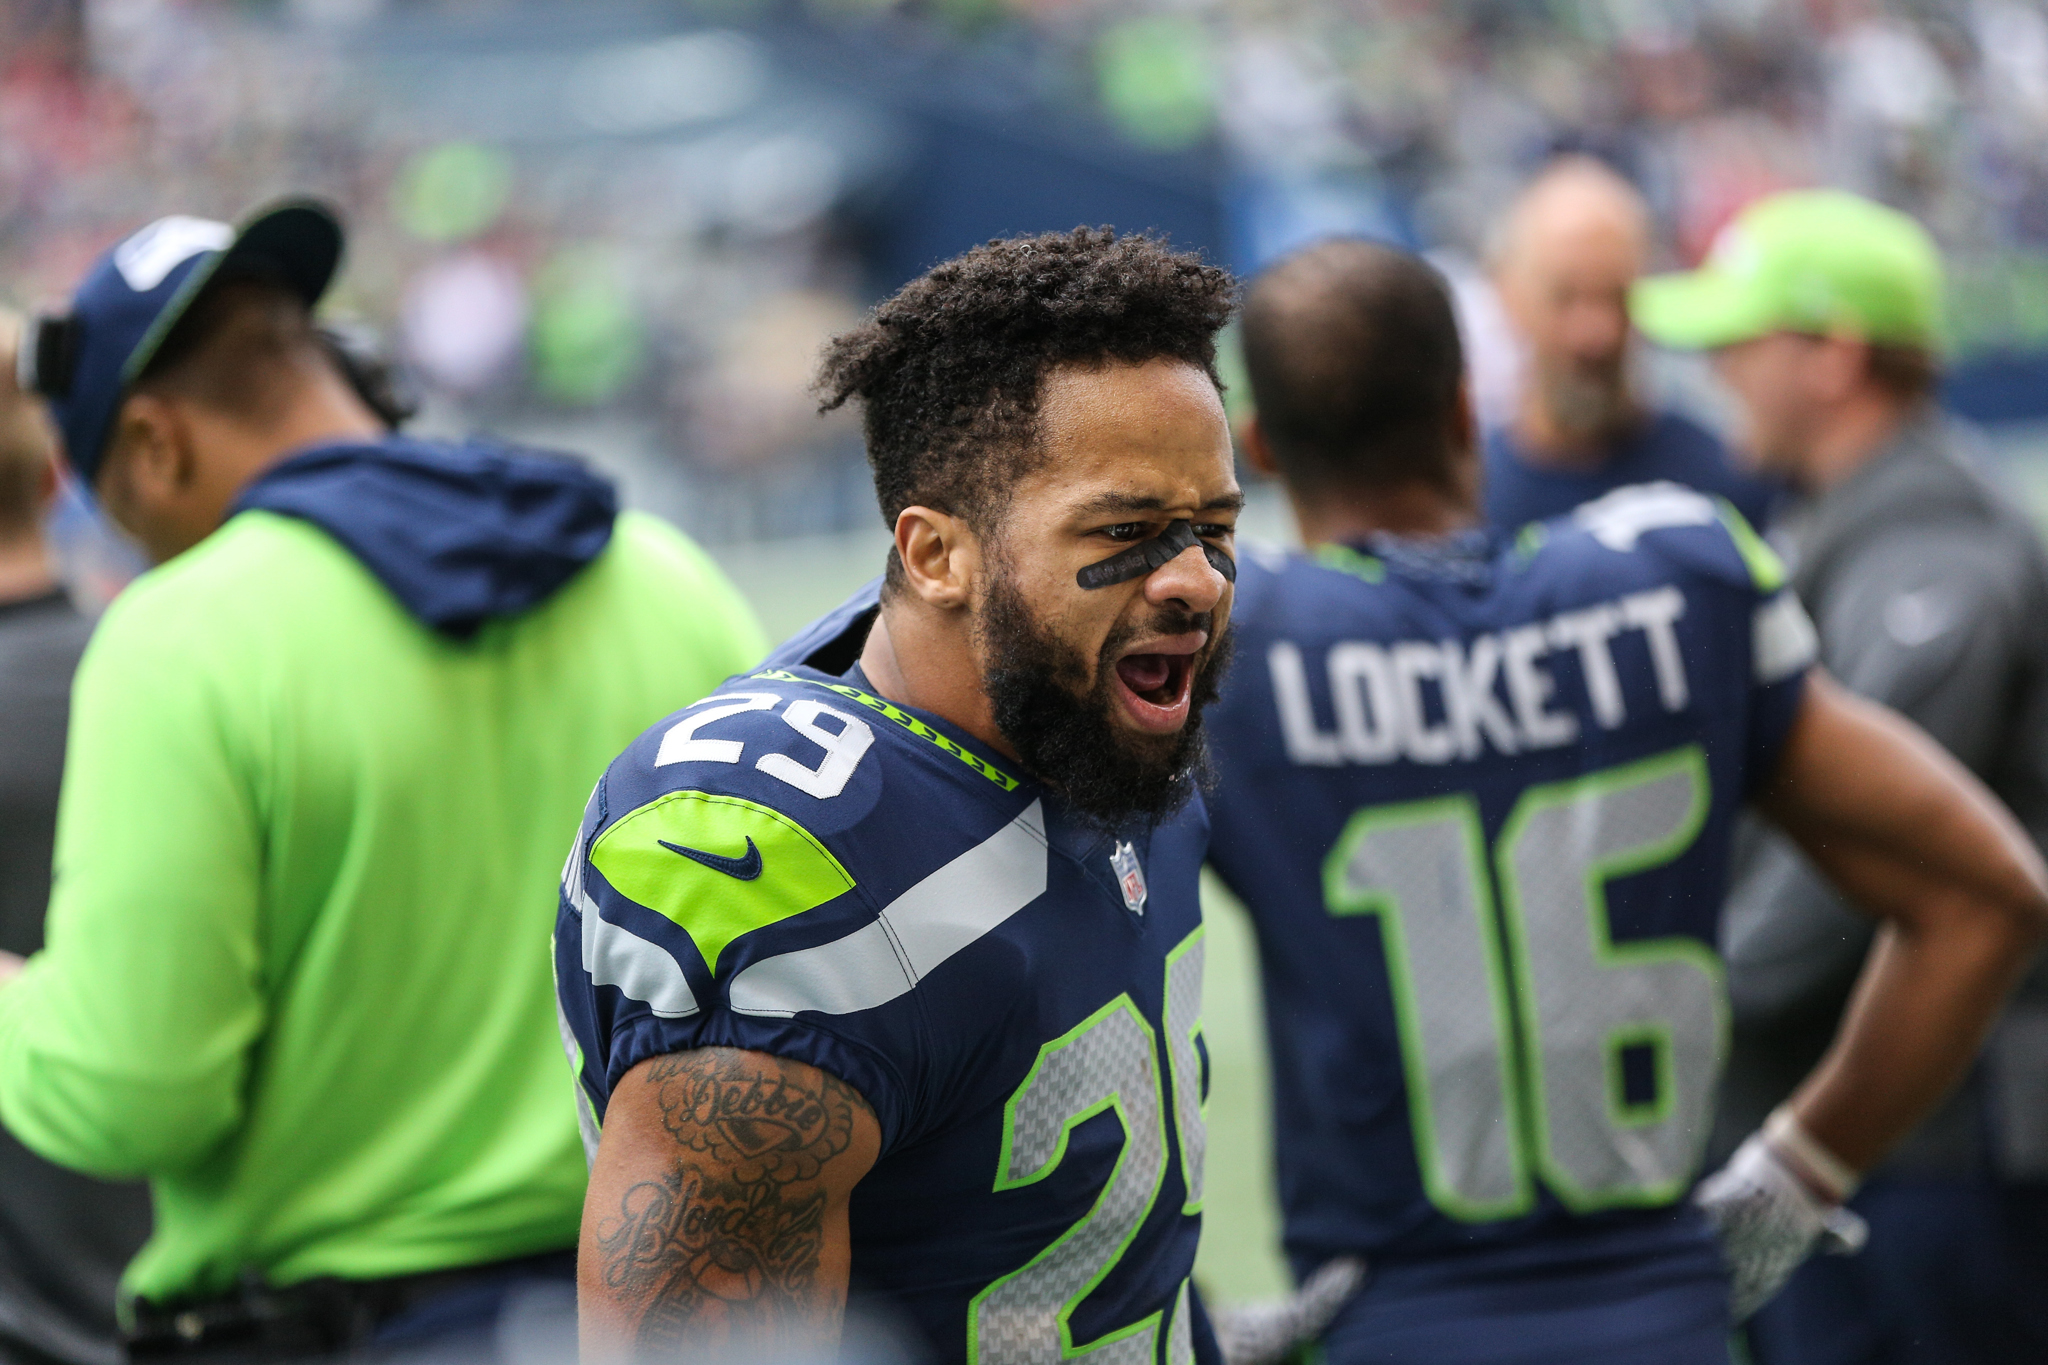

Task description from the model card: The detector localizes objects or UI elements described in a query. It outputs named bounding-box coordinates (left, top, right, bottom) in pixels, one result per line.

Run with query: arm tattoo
left=594, top=1049, right=871, bottom=1356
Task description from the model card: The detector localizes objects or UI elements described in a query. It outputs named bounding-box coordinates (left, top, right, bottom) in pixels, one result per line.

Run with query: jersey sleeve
left=1575, top=483, right=1815, bottom=790
left=1741, top=587, right=1817, bottom=794
left=554, top=680, right=926, bottom=1153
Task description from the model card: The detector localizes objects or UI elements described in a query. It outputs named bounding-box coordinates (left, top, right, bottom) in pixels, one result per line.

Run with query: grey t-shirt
left=0, top=590, right=149, bottom=1365
left=1716, top=412, right=2048, bottom=1179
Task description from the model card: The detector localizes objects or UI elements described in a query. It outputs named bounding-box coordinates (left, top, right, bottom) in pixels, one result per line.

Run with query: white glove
left=1696, top=1123, right=1868, bottom=1323
left=1209, top=1257, right=1368, bottom=1365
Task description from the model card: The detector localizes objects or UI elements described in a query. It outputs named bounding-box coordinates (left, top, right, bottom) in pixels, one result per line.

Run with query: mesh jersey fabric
left=1204, top=484, right=1813, bottom=1288
left=0, top=508, right=766, bottom=1305
left=555, top=584, right=1220, bottom=1365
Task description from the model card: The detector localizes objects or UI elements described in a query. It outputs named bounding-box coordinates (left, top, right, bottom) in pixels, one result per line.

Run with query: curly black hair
left=816, top=227, right=1236, bottom=550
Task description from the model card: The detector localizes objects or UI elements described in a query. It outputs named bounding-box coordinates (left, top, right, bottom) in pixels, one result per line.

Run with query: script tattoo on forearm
left=594, top=1049, right=869, bottom=1356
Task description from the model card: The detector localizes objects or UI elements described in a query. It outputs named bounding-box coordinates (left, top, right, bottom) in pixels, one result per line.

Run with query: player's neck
left=191, top=374, right=388, bottom=515
left=245, top=375, right=387, bottom=477
left=1287, top=477, right=1479, bottom=547
left=859, top=605, right=1021, bottom=761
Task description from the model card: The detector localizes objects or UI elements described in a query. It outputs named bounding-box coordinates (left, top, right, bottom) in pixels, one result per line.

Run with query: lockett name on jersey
left=1269, top=584, right=1698, bottom=766
left=1206, top=483, right=1819, bottom=1289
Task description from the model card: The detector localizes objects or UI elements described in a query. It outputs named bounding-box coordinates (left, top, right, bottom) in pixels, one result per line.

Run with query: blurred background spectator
left=13, top=0, right=2048, bottom=569
left=0, top=308, right=149, bottom=1365
left=1637, top=188, right=2048, bottom=1365
left=1481, top=156, right=1775, bottom=531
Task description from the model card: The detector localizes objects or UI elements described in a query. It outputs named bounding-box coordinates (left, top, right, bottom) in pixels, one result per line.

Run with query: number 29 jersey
left=555, top=585, right=1218, bottom=1365
left=1204, top=486, right=1817, bottom=1270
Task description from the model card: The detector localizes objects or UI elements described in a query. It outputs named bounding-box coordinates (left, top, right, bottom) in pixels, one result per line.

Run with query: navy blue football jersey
left=1205, top=483, right=1817, bottom=1276
left=556, top=583, right=1219, bottom=1365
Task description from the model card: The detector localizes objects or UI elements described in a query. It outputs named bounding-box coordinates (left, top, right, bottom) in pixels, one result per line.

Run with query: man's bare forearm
left=1761, top=673, right=2048, bottom=1175
left=581, top=1047, right=881, bottom=1361
left=1787, top=894, right=2037, bottom=1172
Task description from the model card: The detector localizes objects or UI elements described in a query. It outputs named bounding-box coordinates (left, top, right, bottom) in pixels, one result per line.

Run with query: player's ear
left=893, top=505, right=978, bottom=611
left=103, top=396, right=165, bottom=512
left=1444, top=377, right=1482, bottom=507
left=1238, top=414, right=1280, bottom=477
left=1451, top=375, right=1477, bottom=453
left=107, top=392, right=198, bottom=501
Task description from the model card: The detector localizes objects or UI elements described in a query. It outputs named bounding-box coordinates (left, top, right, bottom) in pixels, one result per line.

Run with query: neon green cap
left=1630, top=189, right=1944, bottom=351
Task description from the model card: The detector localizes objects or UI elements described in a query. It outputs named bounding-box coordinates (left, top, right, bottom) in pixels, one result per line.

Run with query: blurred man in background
left=0, top=202, right=766, bottom=1362
left=0, top=311, right=150, bottom=1365
left=1636, top=188, right=2048, bottom=1365
left=1206, top=237, right=2048, bottom=1364
left=1484, top=156, right=1773, bottom=532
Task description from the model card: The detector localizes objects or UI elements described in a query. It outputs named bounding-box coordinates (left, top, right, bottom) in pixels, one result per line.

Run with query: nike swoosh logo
left=1884, top=587, right=1954, bottom=647
left=660, top=836, right=763, bottom=881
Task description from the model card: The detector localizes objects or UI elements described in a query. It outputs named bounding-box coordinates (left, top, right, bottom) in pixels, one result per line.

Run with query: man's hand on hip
left=1697, top=1111, right=1867, bottom=1321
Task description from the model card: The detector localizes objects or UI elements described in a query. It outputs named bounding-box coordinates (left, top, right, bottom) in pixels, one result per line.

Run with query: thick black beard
left=977, top=571, right=1234, bottom=831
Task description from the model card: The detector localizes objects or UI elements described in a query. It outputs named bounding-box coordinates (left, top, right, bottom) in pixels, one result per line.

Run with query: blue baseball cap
left=17, top=199, right=343, bottom=487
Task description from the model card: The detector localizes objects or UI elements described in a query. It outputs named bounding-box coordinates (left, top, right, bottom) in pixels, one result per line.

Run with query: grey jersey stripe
left=556, top=988, right=604, bottom=1166
left=730, top=799, right=1048, bottom=1017
left=571, top=819, right=702, bottom=1020
left=1753, top=591, right=1819, bottom=683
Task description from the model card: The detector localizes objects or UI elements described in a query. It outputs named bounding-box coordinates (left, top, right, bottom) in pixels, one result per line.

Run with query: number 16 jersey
left=555, top=584, right=1219, bottom=1365
left=1205, top=485, right=1816, bottom=1273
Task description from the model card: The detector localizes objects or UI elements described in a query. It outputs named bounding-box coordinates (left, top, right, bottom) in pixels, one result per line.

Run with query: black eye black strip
left=1076, top=518, right=1237, bottom=590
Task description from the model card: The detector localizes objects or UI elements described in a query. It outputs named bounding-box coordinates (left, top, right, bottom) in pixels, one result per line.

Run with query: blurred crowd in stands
left=6, top=0, right=2048, bottom=546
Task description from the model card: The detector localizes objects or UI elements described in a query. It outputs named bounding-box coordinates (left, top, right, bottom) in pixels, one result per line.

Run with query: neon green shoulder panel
left=591, top=790, right=854, bottom=973
left=1712, top=498, right=1787, bottom=592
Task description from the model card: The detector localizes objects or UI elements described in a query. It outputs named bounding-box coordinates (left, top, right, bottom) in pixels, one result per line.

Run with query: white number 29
left=654, top=693, right=874, bottom=800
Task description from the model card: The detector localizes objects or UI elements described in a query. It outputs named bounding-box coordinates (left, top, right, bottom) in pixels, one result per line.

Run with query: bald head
left=1242, top=239, right=1467, bottom=496
left=1494, top=156, right=1649, bottom=276
left=1493, top=157, right=1650, bottom=453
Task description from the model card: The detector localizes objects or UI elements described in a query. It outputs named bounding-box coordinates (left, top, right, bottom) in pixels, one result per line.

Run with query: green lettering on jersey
left=591, top=790, right=855, bottom=974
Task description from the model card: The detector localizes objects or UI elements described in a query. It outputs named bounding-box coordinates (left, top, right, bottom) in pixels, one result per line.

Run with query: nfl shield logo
left=1110, top=841, right=1148, bottom=915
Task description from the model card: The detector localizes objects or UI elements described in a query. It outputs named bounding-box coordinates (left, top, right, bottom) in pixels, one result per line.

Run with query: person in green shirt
left=0, top=202, right=766, bottom=1359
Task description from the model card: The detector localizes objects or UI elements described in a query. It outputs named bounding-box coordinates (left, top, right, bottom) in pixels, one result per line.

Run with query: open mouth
left=1112, top=648, right=1197, bottom=733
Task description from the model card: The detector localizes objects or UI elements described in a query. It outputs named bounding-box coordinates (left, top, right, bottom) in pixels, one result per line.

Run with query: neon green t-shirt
left=0, top=508, right=766, bottom=1303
